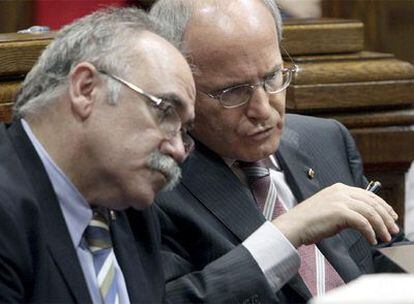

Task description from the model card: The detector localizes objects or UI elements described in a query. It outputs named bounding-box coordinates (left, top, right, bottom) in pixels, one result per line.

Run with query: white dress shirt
left=405, top=162, right=414, bottom=241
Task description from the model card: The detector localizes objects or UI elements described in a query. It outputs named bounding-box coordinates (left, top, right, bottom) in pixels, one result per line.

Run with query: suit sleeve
left=156, top=204, right=279, bottom=304
left=0, top=194, right=30, bottom=303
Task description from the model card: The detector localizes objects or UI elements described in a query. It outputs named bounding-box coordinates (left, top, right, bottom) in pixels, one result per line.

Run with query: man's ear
left=68, top=62, right=101, bottom=120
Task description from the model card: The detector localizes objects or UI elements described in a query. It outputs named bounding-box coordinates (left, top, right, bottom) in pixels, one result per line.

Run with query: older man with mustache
left=0, top=7, right=195, bottom=303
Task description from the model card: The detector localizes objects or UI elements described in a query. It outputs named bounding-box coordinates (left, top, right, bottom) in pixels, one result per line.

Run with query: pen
left=365, top=180, right=382, bottom=194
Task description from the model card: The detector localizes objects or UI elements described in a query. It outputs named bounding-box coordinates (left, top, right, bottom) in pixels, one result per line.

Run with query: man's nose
left=159, top=135, right=187, bottom=164
left=245, top=86, right=271, bottom=122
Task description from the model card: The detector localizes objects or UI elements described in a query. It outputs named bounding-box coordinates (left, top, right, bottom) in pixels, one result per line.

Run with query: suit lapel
left=181, top=145, right=266, bottom=241
left=278, top=126, right=360, bottom=284
left=111, top=211, right=152, bottom=302
left=7, top=122, right=92, bottom=303
left=276, top=126, right=322, bottom=202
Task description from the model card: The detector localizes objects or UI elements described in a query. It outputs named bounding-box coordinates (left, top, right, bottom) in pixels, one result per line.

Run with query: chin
left=240, top=137, right=280, bottom=161
left=121, top=188, right=157, bottom=211
left=128, top=197, right=155, bottom=210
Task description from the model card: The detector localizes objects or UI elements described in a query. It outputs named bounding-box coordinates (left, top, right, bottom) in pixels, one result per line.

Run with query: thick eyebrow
left=264, top=63, right=284, bottom=78
left=158, top=93, right=185, bottom=109
left=212, top=62, right=284, bottom=93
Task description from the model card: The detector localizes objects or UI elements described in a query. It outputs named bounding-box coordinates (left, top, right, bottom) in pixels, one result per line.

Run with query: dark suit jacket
left=154, top=114, right=404, bottom=303
left=0, top=121, right=165, bottom=303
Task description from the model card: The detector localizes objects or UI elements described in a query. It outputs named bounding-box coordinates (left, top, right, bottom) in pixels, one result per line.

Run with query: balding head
left=183, top=0, right=279, bottom=76
left=150, top=0, right=283, bottom=55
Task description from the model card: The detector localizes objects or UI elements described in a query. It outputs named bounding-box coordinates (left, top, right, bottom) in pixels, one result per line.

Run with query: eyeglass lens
left=149, top=103, right=194, bottom=154
left=221, top=69, right=292, bottom=107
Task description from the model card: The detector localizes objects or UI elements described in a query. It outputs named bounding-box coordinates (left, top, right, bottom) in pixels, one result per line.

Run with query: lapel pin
left=110, top=210, right=117, bottom=220
left=307, top=168, right=316, bottom=179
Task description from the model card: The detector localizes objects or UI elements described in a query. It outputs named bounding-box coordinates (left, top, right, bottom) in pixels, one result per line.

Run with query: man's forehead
left=187, top=0, right=276, bottom=38
left=129, top=32, right=195, bottom=94
left=184, top=0, right=278, bottom=64
left=132, top=31, right=187, bottom=70
left=182, top=2, right=280, bottom=88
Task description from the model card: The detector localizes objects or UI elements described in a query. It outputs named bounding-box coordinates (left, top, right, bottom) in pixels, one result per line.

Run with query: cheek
left=269, top=93, right=286, bottom=116
left=193, top=103, right=242, bottom=141
left=126, top=131, right=162, bottom=164
left=237, top=132, right=281, bottom=162
left=103, top=126, right=163, bottom=176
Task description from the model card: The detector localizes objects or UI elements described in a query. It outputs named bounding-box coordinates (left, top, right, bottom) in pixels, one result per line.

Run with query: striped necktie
left=84, top=208, right=119, bottom=304
left=239, top=160, right=344, bottom=296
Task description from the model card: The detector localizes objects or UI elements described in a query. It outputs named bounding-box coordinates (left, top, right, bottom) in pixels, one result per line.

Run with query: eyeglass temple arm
left=281, top=47, right=298, bottom=73
left=98, top=69, right=163, bottom=106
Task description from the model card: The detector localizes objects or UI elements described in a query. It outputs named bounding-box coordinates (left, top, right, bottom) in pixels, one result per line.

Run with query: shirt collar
left=223, top=154, right=281, bottom=170
left=223, top=157, right=236, bottom=168
left=269, top=154, right=282, bottom=171
left=21, top=119, right=92, bottom=247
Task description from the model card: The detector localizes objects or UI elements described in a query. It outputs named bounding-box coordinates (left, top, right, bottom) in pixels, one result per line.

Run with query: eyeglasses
left=200, top=53, right=297, bottom=109
left=98, top=70, right=194, bottom=154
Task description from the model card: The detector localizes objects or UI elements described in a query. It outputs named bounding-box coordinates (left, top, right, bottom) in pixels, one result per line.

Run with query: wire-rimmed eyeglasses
left=199, top=51, right=298, bottom=109
left=98, top=70, right=194, bottom=154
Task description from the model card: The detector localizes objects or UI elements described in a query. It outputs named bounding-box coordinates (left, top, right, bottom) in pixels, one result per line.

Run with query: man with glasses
left=150, top=0, right=404, bottom=303
left=0, top=7, right=195, bottom=303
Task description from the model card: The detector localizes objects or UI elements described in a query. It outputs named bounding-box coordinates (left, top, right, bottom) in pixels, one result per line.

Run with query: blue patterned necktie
left=239, top=160, right=344, bottom=296
left=84, top=208, right=119, bottom=303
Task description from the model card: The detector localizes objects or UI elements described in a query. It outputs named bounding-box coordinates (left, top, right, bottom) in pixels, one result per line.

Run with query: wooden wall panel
left=322, top=0, right=414, bottom=63
left=0, top=1, right=33, bottom=34
left=288, top=80, right=414, bottom=112
left=0, top=32, right=54, bottom=77
left=282, top=18, right=363, bottom=55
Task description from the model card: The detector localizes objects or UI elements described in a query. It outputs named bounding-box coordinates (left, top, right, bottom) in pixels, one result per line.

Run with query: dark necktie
left=239, top=160, right=344, bottom=296
left=84, top=208, right=119, bottom=303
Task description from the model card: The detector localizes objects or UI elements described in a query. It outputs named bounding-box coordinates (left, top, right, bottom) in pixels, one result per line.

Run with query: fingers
left=350, top=188, right=399, bottom=235
left=275, top=183, right=400, bottom=248
left=346, top=198, right=392, bottom=243
left=342, top=185, right=399, bottom=243
left=365, top=195, right=400, bottom=234
left=345, top=210, right=378, bottom=245
left=373, top=194, right=399, bottom=221
left=354, top=187, right=398, bottom=221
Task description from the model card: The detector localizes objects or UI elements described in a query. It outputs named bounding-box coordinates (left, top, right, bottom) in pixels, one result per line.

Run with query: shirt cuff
left=242, top=221, right=300, bottom=292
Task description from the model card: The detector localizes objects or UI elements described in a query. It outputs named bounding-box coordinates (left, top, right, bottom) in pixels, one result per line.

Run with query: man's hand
left=272, top=183, right=399, bottom=248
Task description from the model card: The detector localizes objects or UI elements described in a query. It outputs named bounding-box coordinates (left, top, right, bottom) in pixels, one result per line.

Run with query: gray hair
left=14, top=7, right=174, bottom=119
left=149, top=0, right=283, bottom=55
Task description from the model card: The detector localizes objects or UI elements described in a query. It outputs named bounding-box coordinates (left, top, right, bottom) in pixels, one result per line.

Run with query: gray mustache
left=147, top=151, right=181, bottom=191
